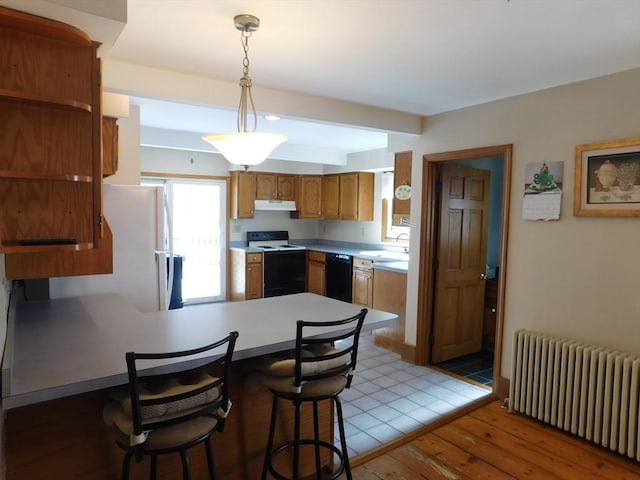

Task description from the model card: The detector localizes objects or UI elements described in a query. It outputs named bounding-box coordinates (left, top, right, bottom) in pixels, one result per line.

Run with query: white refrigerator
left=49, top=185, right=174, bottom=313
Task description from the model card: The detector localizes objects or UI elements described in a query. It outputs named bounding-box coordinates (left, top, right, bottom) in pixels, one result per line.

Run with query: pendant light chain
left=237, top=28, right=257, bottom=134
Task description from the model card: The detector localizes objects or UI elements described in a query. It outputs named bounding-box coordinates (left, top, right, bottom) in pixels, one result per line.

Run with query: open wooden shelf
left=0, top=89, right=92, bottom=112
left=0, top=241, right=92, bottom=254
left=0, top=170, right=92, bottom=182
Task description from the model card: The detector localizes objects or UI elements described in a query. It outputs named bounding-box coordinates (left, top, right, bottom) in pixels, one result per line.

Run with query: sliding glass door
left=143, top=177, right=227, bottom=304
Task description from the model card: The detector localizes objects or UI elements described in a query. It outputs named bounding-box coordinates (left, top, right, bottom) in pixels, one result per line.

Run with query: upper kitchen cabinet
left=230, top=171, right=256, bottom=219
left=102, top=116, right=119, bottom=177
left=322, top=175, right=340, bottom=220
left=392, top=152, right=412, bottom=225
left=392, top=151, right=412, bottom=225
left=322, top=172, right=374, bottom=221
left=255, top=173, right=296, bottom=201
left=294, top=175, right=323, bottom=219
left=339, top=172, right=374, bottom=221
left=0, top=7, right=102, bottom=255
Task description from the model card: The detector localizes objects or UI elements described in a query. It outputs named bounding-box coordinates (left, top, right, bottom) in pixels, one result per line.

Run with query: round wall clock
left=394, top=183, right=412, bottom=200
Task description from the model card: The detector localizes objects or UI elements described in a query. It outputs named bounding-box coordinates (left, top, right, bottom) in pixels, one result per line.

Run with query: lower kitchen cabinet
left=230, top=250, right=263, bottom=300
left=352, top=257, right=373, bottom=307
left=307, top=250, right=326, bottom=295
left=372, top=268, right=410, bottom=360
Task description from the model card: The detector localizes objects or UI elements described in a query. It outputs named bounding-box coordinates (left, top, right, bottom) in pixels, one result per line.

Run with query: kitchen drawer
left=307, top=250, right=326, bottom=263
left=247, top=252, right=263, bottom=263
left=353, top=257, right=373, bottom=269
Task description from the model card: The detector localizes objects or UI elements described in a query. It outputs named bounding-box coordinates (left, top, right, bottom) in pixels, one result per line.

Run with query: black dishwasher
left=325, top=253, right=353, bottom=303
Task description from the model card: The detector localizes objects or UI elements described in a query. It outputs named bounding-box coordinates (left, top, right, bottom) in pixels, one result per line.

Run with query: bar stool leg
left=149, top=453, right=157, bottom=480
left=334, top=397, right=352, bottom=480
left=204, top=437, right=216, bottom=480
left=293, top=399, right=302, bottom=480
left=312, top=400, right=321, bottom=478
left=121, top=451, right=133, bottom=480
left=180, top=450, right=191, bottom=480
left=262, top=395, right=279, bottom=480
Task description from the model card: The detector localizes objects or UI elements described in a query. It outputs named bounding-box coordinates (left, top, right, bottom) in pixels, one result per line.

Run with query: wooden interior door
left=431, top=164, right=490, bottom=364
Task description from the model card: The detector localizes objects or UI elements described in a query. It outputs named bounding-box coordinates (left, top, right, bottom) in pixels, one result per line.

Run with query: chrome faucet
left=396, top=232, right=410, bottom=253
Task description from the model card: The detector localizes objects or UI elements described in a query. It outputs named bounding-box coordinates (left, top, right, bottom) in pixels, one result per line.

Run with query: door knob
left=480, top=273, right=486, bottom=279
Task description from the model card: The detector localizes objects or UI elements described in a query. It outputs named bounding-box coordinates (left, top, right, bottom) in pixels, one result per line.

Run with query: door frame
left=415, top=145, right=512, bottom=396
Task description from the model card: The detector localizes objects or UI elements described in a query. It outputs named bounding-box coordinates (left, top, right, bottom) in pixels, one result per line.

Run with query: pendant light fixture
left=202, top=14, right=286, bottom=170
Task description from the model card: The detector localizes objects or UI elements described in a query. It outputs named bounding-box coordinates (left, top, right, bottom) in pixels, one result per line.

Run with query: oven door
left=263, top=250, right=307, bottom=298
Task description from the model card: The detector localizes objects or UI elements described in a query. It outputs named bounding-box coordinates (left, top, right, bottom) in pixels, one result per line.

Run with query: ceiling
left=20, top=0, right=640, bottom=159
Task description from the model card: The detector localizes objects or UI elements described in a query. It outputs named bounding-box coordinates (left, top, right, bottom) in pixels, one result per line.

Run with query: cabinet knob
left=491, top=308, right=496, bottom=313
left=480, top=273, right=486, bottom=279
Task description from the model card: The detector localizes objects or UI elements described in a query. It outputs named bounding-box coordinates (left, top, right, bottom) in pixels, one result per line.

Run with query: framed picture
left=573, top=137, right=640, bottom=217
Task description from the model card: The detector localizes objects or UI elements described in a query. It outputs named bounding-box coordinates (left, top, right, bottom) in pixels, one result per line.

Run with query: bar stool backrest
left=293, top=308, right=368, bottom=389
left=125, top=331, right=238, bottom=440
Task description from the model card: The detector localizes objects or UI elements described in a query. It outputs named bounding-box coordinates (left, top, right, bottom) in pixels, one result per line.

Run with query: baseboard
left=373, top=334, right=416, bottom=363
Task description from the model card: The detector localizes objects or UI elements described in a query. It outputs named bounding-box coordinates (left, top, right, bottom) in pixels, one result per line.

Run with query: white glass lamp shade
left=202, top=132, right=287, bottom=167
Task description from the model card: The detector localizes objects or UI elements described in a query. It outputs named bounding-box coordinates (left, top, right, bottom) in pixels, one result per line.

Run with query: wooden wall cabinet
left=0, top=7, right=104, bottom=278
left=322, top=172, right=374, bottom=221
left=322, top=175, right=340, bottom=220
left=307, top=250, right=326, bottom=295
left=392, top=151, right=412, bottom=225
left=295, top=175, right=323, bottom=219
left=102, top=116, right=119, bottom=177
left=230, top=171, right=256, bottom=219
left=255, top=173, right=296, bottom=201
left=352, top=257, right=373, bottom=307
left=230, top=250, right=263, bottom=300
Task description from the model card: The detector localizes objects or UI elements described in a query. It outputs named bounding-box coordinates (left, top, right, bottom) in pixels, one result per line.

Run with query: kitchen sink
left=358, top=250, right=409, bottom=262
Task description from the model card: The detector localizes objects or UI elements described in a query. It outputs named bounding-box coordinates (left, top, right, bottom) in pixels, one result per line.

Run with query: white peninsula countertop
left=2, top=293, right=396, bottom=409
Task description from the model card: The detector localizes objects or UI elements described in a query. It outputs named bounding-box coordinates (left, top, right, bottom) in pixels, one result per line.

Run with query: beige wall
left=393, top=67, right=640, bottom=380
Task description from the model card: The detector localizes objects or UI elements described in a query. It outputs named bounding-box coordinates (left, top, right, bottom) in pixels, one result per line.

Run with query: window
left=142, top=177, right=227, bottom=304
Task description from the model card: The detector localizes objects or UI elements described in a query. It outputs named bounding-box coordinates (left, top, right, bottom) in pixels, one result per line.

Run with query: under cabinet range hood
left=254, top=199, right=297, bottom=211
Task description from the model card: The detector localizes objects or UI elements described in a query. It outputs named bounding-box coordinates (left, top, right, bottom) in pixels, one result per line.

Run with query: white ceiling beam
left=103, top=60, right=422, bottom=136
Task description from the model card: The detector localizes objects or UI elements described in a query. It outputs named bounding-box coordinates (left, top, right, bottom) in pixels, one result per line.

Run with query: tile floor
left=435, top=350, right=495, bottom=386
left=335, top=333, right=491, bottom=458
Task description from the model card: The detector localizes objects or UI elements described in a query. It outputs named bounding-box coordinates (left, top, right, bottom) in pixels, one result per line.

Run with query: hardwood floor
left=351, top=399, right=640, bottom=479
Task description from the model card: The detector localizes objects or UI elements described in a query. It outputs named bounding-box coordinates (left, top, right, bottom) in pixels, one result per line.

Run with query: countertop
left=230, top=242, right=409, bottom=272
left=2, top=293, right=396, bottom=409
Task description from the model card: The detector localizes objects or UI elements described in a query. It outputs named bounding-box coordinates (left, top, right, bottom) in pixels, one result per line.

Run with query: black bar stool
left=103, top=331, right=238, bottom=480
left=257, top=309, right=367, bottom=480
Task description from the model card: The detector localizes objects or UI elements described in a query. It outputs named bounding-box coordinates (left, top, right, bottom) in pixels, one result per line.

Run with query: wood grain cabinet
left=255, top=173, right=296, bottom=201
left=483, top=280, right=498, bottom=353
left=307, top=250, right=326, bottom=295
left=352, top=257, right=373, bottom=307
left=230, top=171, right=256, bottom=219
left=322, top=175, right=340, bottom=220
left=102, top=116, right=119, bottom=177
left=295, top=175, right=323, bottom=219
left=0, top=7, right=105, bottom=279
left=230, top=250, right=263, bottom=300
left=392, top=151, right=412, bottom=225
left=322, top=172, right=374, bottom=221
left=372, top=268, right=409, bottom=359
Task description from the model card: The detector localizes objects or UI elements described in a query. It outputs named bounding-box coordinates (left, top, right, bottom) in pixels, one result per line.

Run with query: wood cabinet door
left=102, top=116, right=118, bottom=177
left=322, top=175, right=340, bottom=219
left=352, top=267, right=373, bottom=307
left=298, top=176, right=322, bottom=218
left=339, top=173, right=359, bottom=220
left=246, top=261, right=263, bottom=299
left=231, top=171, right=255, bottom=219
left=255, top=173, right=276, bottom=200
left=392, top=151, right=412, bottom=225
left=307, top=260, right=326, bottom=295
left=277, top=175, right=296, bottom=201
